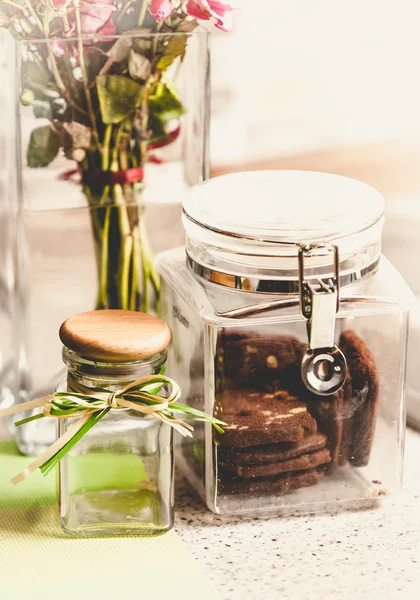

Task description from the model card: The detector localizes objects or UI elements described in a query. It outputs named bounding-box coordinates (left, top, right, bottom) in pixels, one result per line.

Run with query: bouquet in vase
left=0, top=0, right=232, bottom=313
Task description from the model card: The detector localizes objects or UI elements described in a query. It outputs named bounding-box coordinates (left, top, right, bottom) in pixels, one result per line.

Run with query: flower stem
left=117, top=0, right=136, bottom=24
left=23, top=1, right=67, bottom=95
left=23, top=0, right=43, bottom=31
left=139, top=213, right=160, bottom=311
left=102, top=125, right=113, bottom=170
left=113, top=185, right=134, bottom=310
left=137, top=0, right=150, bottom=27
left=98, top=207, right=111, bottom=308
left=152, top=21, right=164, bottom=56
left=130, top=227, right=142, bottom=310
left=3, top=0, right=26, bottom=12
left=47, top=47, right=67, bottom=95
left=73, top=0, right=100, bottom=148
left=86, top=184, right=157, bottom=313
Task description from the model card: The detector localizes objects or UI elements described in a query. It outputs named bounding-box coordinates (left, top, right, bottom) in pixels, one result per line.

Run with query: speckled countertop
left=175, top=428, right=420, bottom=600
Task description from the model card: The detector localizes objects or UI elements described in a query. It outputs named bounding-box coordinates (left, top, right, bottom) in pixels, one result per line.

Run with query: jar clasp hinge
left=298, top=243, right=347, bottom=396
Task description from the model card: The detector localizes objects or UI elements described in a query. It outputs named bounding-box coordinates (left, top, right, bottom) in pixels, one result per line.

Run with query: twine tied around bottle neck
left=62, top=375, right=182, bottom=418
left=107, top=390, right=119, bottom=409
left=0, top=375, right=225, bottom=485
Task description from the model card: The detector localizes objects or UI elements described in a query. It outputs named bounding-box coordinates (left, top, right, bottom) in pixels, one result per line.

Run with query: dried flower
left=185, top=0, right=233, bottom=32
left=0, top=0, right=231, bottom=319
left=150, top=0, right=174, bottom=21
left=68, top=0, right=117, bottom=36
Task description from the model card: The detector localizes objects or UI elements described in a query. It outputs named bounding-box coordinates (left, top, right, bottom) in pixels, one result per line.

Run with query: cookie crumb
left=246, top=345, right=258, bottom=354
left=266, top=355, right=279, bottom=369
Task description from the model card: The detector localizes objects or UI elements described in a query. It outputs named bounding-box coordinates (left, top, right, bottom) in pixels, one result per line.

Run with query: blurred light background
left=210, top=0, right=420, bottom=425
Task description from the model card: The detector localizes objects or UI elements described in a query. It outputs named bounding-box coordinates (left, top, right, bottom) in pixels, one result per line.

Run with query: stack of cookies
left=215, top=330, right=378, bottom=496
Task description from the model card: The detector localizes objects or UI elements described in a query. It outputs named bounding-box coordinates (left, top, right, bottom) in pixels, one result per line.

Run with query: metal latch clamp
left=298, top=244, right=347, bottom=396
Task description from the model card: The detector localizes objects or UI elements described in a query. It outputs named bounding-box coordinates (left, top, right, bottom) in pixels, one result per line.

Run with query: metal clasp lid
left=298, top=244, right=347, bottom=396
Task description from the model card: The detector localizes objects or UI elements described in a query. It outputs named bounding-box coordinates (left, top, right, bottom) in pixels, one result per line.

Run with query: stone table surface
left=1, top=415, right=419, bottom=600
left=174, top=428, right=420, bottom=600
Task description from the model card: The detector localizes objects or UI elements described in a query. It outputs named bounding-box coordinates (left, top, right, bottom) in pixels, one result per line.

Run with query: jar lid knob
left=59, top=310, right=172, bottom=362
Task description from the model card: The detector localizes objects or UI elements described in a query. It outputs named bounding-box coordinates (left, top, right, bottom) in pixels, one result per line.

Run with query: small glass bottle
left=57, top=310, right=174, bottom=537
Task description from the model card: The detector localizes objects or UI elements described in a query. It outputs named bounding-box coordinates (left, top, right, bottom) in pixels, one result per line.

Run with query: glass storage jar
left=58, top=310, right=174, bottom=536
left=155, top=170, right=411, bottom=516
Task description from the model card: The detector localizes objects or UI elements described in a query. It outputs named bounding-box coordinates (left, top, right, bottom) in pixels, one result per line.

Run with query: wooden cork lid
left=59, top=310, right=172, bottom=362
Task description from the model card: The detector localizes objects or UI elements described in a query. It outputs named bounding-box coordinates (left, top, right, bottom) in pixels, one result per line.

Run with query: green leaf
left=156, top=36, right=187, bottom=71
left=27, top=126, right=60, bottom=168
left=156, top=21, right=198, bottom=71
left=132, top=36, right=153, bottom=56
left=149, top=80, right=185, bottom=122
left=22, top=60, right=54, bottom=97
left=96, top=75, right=144, bottom=125
left=147, top=114, right=169, bottom=143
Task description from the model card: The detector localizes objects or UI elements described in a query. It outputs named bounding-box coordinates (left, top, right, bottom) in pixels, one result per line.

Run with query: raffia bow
left=0, top=375, right=225, bottom=485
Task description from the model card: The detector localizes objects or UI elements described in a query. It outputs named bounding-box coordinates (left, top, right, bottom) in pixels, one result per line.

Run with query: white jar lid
left=183, top=171, right=384, bottom=284
left=183, top=170, right=384, bottom=245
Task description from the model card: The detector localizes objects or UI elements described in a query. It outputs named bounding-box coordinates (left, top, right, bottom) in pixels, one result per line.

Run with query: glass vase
left=0, top=28, right=18, bottom=436
left=0, top=30, right=210, bottom=455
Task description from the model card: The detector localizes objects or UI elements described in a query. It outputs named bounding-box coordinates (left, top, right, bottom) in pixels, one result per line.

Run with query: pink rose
left=53, top=0, right=116, bottom=57
left=67, top=0, right=117, bottom=37
left=150, top=0, right=173, bottom=21
left=186, top=0, right=233, bottom=32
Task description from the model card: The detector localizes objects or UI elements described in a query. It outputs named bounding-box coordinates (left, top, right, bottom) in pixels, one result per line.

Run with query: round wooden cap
left=59, top=310, right=172, bottom=362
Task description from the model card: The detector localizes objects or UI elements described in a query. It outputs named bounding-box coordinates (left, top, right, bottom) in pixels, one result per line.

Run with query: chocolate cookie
left=217, top=331, right=306, bottom=390
left=308, top=388, right=345, bottom=471
left=220, top=432, right=328, bottom=467
left=285, top=373, right=345, bottom=472
left=339, top=330, right=379, bottom=467
left=220, top=469, right=324, bottom=495
left=234, top=448, right=331, bottom=478
left=216, top=389, right=318, bottom=447
left=338, top=372, right=354, bottom=467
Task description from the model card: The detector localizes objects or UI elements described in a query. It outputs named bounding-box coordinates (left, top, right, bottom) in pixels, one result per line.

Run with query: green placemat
left=0, top=441, right=220, bottom=600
